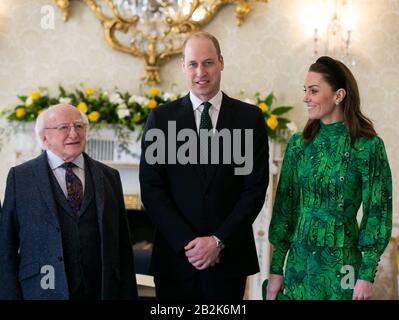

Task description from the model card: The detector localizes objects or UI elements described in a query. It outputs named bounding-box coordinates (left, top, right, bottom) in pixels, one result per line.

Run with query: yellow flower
left=133, top=112, right=142, bottom=124
left=147, top=99, right=157, bottom=109
left=85, top=88, right=94, bottom=96
left=31, top=90, right=41, bottom=101
left=266, top=115, right=279, bottom=130
left=16, top=107, right=26, bottom=118
left=77, top=102, right=88, bottom=113
left=88, top=111, right=101, bottom=122
left=258, top=102, right=269, bottom=112
left=148, top=88, right=160, bottom=97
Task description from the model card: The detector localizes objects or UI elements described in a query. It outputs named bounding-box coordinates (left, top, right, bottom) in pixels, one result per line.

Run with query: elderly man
left=0, top=104, right=138, bottom=300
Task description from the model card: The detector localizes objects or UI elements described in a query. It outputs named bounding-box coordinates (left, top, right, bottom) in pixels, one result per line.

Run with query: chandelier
left=309, top=0, right=356, bottom=65
left=54, top=0, right=268, bottom=85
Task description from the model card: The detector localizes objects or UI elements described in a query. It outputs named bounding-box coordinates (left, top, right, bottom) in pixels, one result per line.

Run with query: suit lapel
left=178, top=95, right=206, bottom=187
left=204, top=93, right=235, bottom=190
left=215, top=93, right=235, bottom=132
left=33, top=152, right=60, bottom=228
left=49, top=173, right=75, bottom=216
left=79, top=160, right=94, bottom=214
left=178, top=94, right=198, bottom=133
left=83, top=153, right=104, bottom=242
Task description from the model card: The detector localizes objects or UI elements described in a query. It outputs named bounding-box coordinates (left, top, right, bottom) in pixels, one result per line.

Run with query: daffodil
left=133, top=112, right=142, bottom=123
left=266, top=115, right=279, bottom=130
left=148, top=88, right=160, bottom=97
left=258, top=102, right=269, bottom=112
left=16, top=107, right=26, bottom=118
left=147, top=99, right=157, bottom=109
left=31, top=90, right=41, bottom=101
left=77, top=102, right=88, bottom=113
left=85, top=88, right=94, bottom=96
left=88, top=111, right=100, bottom=122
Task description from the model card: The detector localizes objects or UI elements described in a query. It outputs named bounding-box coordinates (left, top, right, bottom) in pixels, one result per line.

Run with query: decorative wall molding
left=54, top=0, right=268, bottom=85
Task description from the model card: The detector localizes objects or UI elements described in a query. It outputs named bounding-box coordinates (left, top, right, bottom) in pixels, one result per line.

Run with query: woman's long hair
left=302, top=58, right=376, bottom=145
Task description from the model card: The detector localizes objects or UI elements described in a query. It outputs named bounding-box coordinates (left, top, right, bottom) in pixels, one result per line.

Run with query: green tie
left=199, top=101, right=213, bottom=130
left=199, top=102, right=213, bottom=166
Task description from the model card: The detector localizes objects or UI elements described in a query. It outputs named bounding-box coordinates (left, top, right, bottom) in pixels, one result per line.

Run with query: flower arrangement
left=5, top=86, right=178, bottom=134
left=254, top=92, right=296, bottom=141
left=3, top=86, right=295, bottom=144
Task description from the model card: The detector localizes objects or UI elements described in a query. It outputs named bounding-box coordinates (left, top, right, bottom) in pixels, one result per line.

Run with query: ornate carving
left=54, top=0, right=268, bottom=85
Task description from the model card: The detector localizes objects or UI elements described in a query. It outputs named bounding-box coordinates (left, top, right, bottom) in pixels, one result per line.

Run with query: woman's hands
left=266, top=275, right=373, bottom=299
left=352, top=280, right=373, bottom=300
left=266, top=274, right=284, bottom=300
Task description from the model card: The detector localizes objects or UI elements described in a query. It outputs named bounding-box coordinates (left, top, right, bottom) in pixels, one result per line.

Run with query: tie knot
left=62, top=162, right=75, bottom=170
left=202, top=101, right=212, bottom=112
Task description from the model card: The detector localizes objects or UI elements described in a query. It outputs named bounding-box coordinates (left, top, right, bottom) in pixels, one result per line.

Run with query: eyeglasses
left=44, top=122, right=88, bottom=134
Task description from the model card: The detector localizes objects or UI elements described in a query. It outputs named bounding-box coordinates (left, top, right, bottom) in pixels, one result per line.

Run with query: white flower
left=162, top=92, right=176, bottom=101
left=128, top=95, right=147, bottom=105
left=110, top=93, right=123, bottom=104
left=39, top=87, right=49, bottom=96
left=286, top=121, right=297, bottom=133
left=25, top=96, right=33, bottom=106
left=116, top=103, right=130, bottom=119
left=59, top=97, right=72, bottom=105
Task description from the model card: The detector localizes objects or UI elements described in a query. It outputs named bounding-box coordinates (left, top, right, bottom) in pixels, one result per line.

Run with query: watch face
left=213, top=236, right=224, bottom=249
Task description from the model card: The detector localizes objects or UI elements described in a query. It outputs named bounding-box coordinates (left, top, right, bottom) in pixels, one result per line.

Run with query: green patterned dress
left=268, top=121, right=392, bottom=300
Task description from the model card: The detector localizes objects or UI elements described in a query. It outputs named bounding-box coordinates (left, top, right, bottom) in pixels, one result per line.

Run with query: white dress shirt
left=46, top=150, right=85, bottom=198
left=190, top=90, right=223, bottom=133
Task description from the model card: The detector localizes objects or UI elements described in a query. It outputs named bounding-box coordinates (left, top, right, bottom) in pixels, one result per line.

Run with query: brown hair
left=303, top=56, right=376, bottom=145
left=182, top=31, right=222, bottom=59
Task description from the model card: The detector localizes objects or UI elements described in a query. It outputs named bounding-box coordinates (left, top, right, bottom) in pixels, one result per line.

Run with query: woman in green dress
left=266, top=56, right=392, bottom=300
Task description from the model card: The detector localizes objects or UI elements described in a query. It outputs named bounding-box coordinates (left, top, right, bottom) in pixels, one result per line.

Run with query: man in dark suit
left=0, top=104, right=138, bottom=300
left=139, top=31, right=269, bottom=299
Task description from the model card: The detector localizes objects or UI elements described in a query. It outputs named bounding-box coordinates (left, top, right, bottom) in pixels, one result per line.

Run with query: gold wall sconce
left=54, top=0, right=268, bottom=85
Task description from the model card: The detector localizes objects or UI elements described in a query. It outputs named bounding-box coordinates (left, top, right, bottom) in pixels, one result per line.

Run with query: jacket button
left=339, top=176, right=345, bottom=182
left=344, top=152, right=350, bottom=157
left=58, top=256, right=63, bottom=262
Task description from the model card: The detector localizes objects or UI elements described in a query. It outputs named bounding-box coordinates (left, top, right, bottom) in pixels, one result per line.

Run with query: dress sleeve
left=358, top=137, right=392, bottom=282
left=268, top=134, right=301, bottom=275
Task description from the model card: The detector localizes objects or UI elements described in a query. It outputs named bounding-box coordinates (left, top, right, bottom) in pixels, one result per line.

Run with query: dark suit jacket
left=0, top=152, right=138, bottom=300
left=139, top=93, right=269, bottom=279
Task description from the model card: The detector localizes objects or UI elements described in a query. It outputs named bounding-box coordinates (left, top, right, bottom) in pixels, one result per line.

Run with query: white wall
left=0, top=0, right=398, bottom=232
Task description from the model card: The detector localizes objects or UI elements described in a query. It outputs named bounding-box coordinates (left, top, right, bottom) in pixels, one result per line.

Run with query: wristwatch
left=212, top=235, right=225, bottom=250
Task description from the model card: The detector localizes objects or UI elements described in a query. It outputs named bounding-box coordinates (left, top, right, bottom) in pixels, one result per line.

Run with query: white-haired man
left=0, top=104, right=138, bottom=300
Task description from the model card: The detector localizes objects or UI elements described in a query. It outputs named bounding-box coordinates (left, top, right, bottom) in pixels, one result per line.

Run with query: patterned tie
left=62, top=162, right=83, bottom=215
left=199, top=101, right=213, bottom=131
left=199, top=102, right=213, bottom=165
